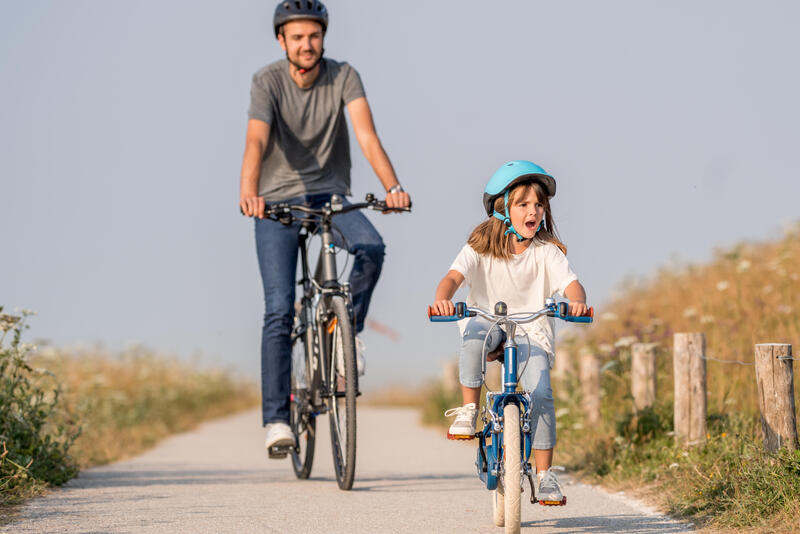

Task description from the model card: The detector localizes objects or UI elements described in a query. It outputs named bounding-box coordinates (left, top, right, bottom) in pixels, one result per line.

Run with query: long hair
left=467, top=181, right=566, bottom=260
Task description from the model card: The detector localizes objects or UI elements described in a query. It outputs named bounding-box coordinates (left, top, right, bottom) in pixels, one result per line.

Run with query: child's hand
left=431, top=299, right=456, bottom=316
left=568, top=301, right=589, bottom=317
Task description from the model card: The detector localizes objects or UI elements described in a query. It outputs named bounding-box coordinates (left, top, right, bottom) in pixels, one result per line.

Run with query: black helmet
left=273, top=1, right=329, bottom=37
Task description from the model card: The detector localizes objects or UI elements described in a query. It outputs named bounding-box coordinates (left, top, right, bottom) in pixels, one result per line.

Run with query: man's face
left=277, top=20, right=324, bottom=70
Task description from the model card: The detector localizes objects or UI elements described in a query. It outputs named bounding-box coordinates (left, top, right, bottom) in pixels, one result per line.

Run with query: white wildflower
left=736, top=260, right=751, bottom=273
left=777, top=305, right=792, bottom=315
left=572, top=422, right=584, bottom=430
left=682, top=307, right=698, bottom=319
left=614, top=336, right=637, bottom=348
left=555, top=408, right=570, bottom=418
left=669, top=463, right=679, bottom=469
left=598, top=344, right=614, bottom=354
left=716, top=280, right=730, bottom=291
left=700, top=315, right=715, bottom=325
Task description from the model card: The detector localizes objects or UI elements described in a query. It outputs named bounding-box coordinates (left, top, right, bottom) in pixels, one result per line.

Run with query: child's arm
left=431, top=270, right=465, bottom=316
left=564, top=280, right=588, bottom=316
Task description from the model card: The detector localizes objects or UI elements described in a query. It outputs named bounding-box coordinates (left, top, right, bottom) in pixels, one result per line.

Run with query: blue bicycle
left=429, top=298, right=592, bottom=533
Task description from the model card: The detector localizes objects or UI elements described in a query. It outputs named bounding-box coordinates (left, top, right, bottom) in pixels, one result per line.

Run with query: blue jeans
left=255, top=193, right=385, bottom=425
left=459, top=317, right=557, bottom=449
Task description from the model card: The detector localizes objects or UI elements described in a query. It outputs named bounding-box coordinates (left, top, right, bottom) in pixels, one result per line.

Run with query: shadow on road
left=524, top=514, right=689, bottom=533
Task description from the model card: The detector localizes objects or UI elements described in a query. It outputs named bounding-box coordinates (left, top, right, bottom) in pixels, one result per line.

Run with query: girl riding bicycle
left=430, top=160, right=588, bottom=504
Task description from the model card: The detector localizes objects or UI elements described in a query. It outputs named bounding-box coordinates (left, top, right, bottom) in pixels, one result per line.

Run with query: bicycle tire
left=503, top=403, right=521, bottom=534
left=325, top=295, right=357, bottom=490
left=289, top=311, right=317, bottom=479
left=493, top=483, right=505, bottom=527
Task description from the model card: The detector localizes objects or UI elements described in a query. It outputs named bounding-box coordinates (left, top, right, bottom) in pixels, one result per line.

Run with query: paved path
left=2, top=408, right=692, bottom=533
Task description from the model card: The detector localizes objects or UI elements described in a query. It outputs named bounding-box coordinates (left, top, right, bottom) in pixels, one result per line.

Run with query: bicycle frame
left=429, top=299, right=593, bottom=495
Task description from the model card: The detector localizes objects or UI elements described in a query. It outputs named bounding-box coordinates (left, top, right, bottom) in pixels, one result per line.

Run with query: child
left=430, top=160, right=588, bottom=503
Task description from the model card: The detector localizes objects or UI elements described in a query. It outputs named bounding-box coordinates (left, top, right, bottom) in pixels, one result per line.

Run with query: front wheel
left=326, top=296, right=357, bottom=490
left=503, top=403, right=521, bottom=534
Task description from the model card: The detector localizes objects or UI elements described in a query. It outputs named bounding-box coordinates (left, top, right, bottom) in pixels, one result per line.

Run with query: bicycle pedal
left=268, top=445, right=292, bottom=459
left=447, top=433, right=476, bottom=440
left=538, top=497, right=567, bottom=506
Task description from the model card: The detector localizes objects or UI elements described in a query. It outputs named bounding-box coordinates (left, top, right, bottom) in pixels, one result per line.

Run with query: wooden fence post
left=754, top=343, right=798, bottom=452
left=673, top=333, right=707, bottom=447
left=442, top=360, right=459, bottom=395
left=579, top=348, right=601, bottom=425
left=632, top=343, right=657, bottom=412
left=553, top=348, right=572, bottom=380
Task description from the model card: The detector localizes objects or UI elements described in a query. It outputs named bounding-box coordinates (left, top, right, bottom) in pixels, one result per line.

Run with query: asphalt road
left=2, top=408, right=693, bottom=533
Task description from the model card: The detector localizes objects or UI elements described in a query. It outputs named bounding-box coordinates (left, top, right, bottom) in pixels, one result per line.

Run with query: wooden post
left=632, top=343, right=657, bottom=411
left=579, top=348, right=601, bottom=425
left=754, top=344, right=798, bottom=452
left=673, top=333, right=707, bottom=447
left=553, top=348, right=572, bottom=380
left=485, top=361, right=502, bottom=392
left=442, top=360, right=459, bottom=394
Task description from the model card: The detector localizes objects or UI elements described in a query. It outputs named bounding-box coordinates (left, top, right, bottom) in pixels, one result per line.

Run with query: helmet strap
left=491, top=190, right=527, bottom=242
left=287, top=47, right=325, bottom=75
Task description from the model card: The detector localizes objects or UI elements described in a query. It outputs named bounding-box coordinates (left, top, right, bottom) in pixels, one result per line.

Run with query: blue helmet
left=483, top=160, right=556, bottom=241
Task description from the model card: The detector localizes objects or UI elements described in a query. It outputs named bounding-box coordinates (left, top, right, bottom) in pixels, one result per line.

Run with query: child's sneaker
left=444, top=403, right=478, bottom=440
left=536, top=467, right=567, bottom=505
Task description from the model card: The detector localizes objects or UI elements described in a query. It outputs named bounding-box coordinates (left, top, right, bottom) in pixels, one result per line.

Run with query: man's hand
left=385, top=190, right=411, bottom=212
left=240, top=196, right=265, bottom=218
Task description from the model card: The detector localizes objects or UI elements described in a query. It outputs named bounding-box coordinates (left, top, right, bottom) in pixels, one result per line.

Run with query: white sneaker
left=334, top=334, right=366, bottom=377
left=444, top=403, right=478, bottom=440
left=265, top=422, right=294, bottom=452
left=537, top=467, right=566, bottom=505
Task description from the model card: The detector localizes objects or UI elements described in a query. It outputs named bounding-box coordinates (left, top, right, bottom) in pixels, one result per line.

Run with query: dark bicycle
left=261, top=193, right=409, bottom=490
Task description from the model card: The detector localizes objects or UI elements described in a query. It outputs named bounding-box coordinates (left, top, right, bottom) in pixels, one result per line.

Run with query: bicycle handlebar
left=240, top=193, right=412, bottom=220
left=427, top=301, right=593, bottom=324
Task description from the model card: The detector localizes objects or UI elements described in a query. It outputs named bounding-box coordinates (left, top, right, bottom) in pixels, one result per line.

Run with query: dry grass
left=32, top=346, right=259, bottom=468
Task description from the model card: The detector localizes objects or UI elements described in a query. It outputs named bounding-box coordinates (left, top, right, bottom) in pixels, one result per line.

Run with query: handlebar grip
left=427, top=303, right=473, bottom=322
left=561, top=306, right=594, bottom=323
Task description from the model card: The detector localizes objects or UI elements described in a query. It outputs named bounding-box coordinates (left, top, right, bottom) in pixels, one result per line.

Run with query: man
left=239, top=1, right=411, bottom=452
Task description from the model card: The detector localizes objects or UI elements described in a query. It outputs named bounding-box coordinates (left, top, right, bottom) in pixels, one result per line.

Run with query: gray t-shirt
left=248, top=58, right=366, bottom=201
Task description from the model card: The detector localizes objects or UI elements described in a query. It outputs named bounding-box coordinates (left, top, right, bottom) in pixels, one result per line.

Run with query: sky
left=2, top=1, right=799, bottom=389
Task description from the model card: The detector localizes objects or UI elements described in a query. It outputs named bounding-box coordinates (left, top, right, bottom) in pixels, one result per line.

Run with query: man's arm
left=346, top=97, right=410, bottom=209
left=239, top=119, right=270, bottom=218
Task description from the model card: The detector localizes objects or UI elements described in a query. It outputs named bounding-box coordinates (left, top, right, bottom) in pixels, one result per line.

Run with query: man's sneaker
left=444, top=403, right=478, bottom=440
left=536, top=467, right=567, bottom=505
left=265, top=422, right=294, bottom=459
left=335, top=334, right=366, bottom=377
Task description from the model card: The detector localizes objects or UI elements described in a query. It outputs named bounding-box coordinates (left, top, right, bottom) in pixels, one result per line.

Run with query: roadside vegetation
left=0, top=308, right=258, bottom=510
left=419, top=223, right=800, bottom=532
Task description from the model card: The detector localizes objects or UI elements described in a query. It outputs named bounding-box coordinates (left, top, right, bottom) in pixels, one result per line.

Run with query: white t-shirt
left=449, top=240, right=578, bottom=357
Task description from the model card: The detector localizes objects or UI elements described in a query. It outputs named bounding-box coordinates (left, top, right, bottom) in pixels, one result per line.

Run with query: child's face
left=508, top=187, right=544, bottom=240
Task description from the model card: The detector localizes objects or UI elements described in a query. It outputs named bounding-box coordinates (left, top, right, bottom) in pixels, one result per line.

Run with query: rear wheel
left=290, top=310, right=316, bottom=479
left=326, top=296, right=357, bottom=490
left=493, top=483, right=505, bottom=527
left=503, top=403, right=521, bottom=534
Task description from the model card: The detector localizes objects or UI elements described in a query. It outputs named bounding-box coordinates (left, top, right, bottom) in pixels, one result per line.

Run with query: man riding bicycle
left=239, top=1, right=411, bottom=453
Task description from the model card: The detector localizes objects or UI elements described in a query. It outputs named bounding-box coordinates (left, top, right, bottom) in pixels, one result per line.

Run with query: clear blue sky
left=2, top=1, right=798, bottom=388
